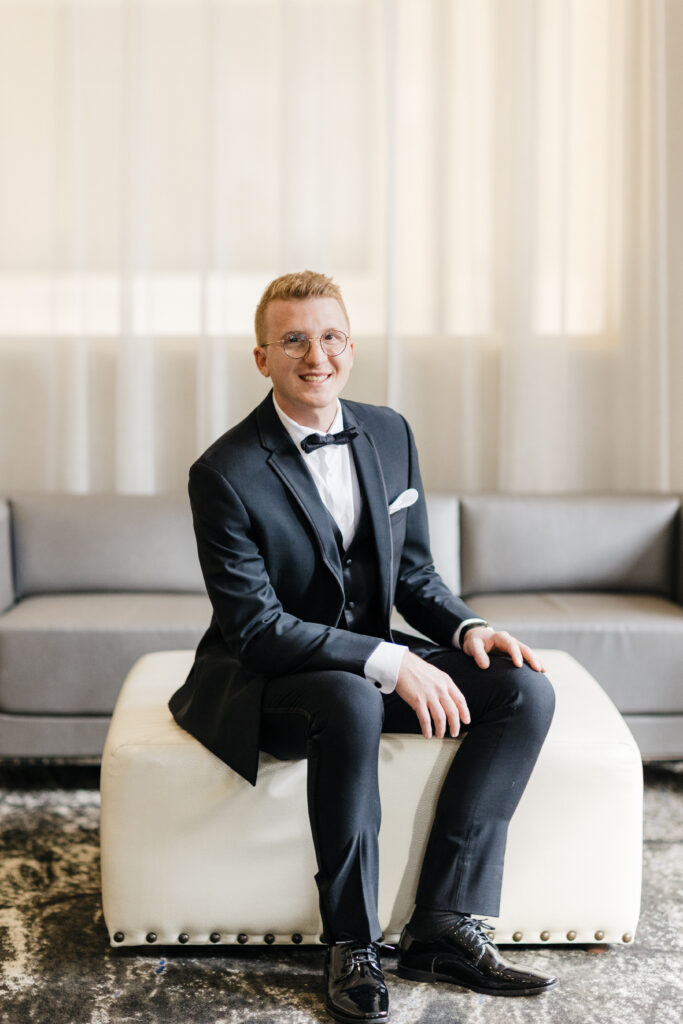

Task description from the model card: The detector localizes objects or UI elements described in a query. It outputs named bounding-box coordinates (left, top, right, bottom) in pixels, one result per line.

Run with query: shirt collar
left=272, top=396, right=344, bottom=451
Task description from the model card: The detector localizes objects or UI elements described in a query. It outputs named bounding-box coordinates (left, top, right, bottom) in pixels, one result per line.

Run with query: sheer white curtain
left=0, top=0, right=679, bottom=495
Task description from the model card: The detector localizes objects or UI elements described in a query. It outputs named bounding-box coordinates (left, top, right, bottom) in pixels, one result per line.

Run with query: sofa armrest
left=0, top=500, right=14, bottom=613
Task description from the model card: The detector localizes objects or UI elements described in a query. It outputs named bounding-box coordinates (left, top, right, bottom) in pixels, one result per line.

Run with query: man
left=170, top=270, right=558, bottom=1023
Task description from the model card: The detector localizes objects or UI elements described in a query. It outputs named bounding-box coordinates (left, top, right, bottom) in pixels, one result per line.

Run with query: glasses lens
left=320, top=329, right=347, bottom=355
left=282, top=332, right=310, bottom=357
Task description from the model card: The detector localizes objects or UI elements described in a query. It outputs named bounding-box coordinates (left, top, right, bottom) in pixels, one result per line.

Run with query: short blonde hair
left=254, top=270, right=349, bottom=346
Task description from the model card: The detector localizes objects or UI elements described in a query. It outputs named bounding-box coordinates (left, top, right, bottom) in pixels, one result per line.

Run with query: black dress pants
left=259, top=643, right=556, bottom=944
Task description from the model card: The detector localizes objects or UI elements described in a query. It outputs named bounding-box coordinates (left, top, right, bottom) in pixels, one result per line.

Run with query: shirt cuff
left=364, top=641, right=409, bottom=694
left=453, top=618, right=490, bottom=649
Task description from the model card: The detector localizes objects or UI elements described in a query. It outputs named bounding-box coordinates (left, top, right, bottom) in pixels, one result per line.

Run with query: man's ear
left=253, top=346, right=270, bottom=378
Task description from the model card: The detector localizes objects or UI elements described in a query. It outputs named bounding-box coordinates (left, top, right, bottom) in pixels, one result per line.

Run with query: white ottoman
left=100, top=649, right=642, bottom=947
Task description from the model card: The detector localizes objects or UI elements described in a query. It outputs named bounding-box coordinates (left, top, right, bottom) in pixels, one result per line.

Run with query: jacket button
left=347, top=601, right=355, bottom=610
left=345, top=558, right=353, bottom=567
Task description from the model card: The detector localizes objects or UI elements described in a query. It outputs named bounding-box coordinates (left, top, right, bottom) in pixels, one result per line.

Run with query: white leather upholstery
left=100, top=649, right=642, bottom=947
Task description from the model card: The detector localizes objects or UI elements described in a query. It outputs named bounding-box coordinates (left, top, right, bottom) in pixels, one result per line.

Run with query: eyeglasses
left=260, top=329, right=349, bottom=359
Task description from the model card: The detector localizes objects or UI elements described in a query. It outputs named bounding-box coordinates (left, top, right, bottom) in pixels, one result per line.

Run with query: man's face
left=254, top=296, right=354, bottom=429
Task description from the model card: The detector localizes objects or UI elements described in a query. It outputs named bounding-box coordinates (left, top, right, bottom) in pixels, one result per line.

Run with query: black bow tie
left=300, top=426, right=358, bottom=454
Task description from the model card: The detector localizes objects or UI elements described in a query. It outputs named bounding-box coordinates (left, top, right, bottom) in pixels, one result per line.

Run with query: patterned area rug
left=0, top=762, right=681, bottom=1024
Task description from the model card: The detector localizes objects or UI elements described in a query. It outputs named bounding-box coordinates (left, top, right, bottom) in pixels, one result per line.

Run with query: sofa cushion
left=11, top=495, right=205, bottom=596
left=0, top=593, right=211, bottom=714
left=460, top=495, right=679, bottom=597
left=465, top=591, right=683, bottom=715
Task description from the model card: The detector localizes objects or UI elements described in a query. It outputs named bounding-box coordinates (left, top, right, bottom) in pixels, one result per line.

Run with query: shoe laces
left=341, top=942, right=381, bottom=971
left=448, top=916, right=496, bottom=958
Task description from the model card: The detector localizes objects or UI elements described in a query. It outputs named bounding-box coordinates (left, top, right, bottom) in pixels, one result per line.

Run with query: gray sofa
left=0, top=496, right=210, bottom=759
left=0, top=492, right=681, bottom=761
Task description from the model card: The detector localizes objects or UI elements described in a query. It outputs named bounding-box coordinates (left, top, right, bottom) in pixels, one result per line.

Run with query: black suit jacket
left=169, top=392, right=479, bottom=785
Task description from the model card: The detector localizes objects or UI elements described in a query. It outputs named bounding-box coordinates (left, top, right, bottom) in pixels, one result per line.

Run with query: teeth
left=301, top=375, right=329, bottom=382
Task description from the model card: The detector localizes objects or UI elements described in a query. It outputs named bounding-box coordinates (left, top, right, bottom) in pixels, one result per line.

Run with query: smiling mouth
left=299, top=374, right=332, bottom=383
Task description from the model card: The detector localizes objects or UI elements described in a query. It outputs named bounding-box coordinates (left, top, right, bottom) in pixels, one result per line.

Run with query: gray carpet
left=0, top=761, right=681, bottom=1024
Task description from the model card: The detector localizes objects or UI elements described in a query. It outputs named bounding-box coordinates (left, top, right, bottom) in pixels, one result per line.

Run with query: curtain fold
left=0, top=0, right=678, bottom=495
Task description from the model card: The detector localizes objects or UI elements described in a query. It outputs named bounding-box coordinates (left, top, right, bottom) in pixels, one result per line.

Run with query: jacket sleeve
left=393, top=416, right=482, bottom=646
left=189, top=459, right=383, bottom=678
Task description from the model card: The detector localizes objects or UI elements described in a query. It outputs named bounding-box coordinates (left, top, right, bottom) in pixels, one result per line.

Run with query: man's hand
left=395, top=651, right=471, bottom=739
left=462, top=626, right=546, bottom=673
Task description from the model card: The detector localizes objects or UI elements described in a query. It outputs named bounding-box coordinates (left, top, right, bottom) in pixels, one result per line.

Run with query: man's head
left=253, top=271, right=354, bottom=430
left=254, top=270, right=349, bottom=347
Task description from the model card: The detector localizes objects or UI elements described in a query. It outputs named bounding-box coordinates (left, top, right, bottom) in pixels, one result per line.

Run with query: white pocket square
left=388, top=488, right=419, bottom=515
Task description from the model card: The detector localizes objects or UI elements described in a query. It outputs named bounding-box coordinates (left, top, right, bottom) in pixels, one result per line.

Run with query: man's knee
left=312, top=672, right=384, bottom=752
left=487, top=660, right=556, bottom=733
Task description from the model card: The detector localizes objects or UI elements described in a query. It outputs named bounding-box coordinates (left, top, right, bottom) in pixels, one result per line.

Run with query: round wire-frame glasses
left=260, top=329, right=349, bottom=359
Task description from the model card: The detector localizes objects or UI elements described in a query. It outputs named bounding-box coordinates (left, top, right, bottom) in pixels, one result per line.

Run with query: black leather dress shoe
left=324, top=941, right=390, bottom=1023
left=397, top=916, right=558, bottom=997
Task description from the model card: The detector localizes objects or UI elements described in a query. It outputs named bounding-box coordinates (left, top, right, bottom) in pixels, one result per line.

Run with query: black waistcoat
left=328, top=492, right=383, bottom=640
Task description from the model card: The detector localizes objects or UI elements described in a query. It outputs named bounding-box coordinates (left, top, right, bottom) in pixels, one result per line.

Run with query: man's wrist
left=454, top=618, right=490, bottom=649
left=364, top=641, right=409, bottom=693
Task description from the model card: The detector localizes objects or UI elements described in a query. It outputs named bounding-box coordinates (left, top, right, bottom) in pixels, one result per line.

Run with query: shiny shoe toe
left=324, top=941, right=390, bottom=1023
left=397, top=917, right=558, bottom=997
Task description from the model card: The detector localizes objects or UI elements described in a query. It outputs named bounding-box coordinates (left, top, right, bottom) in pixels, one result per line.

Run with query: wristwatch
left=457, top=619, right=491, bottom=647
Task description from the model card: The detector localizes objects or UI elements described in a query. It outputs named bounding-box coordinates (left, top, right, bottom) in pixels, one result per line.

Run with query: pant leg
left=382, top=648, right=556, bottom=917
left=260, top=669, right=385, bottom=944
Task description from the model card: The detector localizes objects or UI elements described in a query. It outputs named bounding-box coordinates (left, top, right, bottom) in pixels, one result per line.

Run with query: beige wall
left=668, top=0, right=683, bottom=486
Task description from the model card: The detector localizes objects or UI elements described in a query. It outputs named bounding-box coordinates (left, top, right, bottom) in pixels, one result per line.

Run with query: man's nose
left=302, top=336, right=330, bottom=363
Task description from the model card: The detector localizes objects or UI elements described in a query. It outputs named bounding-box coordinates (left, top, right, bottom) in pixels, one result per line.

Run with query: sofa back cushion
left=425, top=495, right=461, bottom=594
left=11, top=494, right=205, bottom=596
left=460, top=495, right=680, bottom=597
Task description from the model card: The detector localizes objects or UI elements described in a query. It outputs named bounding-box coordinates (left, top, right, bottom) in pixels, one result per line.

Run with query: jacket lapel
left=256, top=394, right=344, bottom=593
left=341, top=403, right=393, bottom=628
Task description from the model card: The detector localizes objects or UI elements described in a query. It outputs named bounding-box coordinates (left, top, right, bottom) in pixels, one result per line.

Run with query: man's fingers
left=420, top=689, right=469, bottom=740
left=396, top=653, right=475, bottom=739
left=470, top=637, right=490, bottom=669
left=519, top=643, right=545, bottom=672
left=494, top=630, right=524, bottom=667
left=438, top=695, right=460, bottom=738
left=430, top=704, right=448, bottom=739
left=415, top=701, right=432, bottom=739
left=499, top=632, right=544, bottom=671
left=452, top=685, right=470, bottom=726
left=434, top=683, right=470, bottom=738
left=461, top=625, right=546, bottom=674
